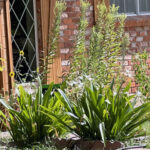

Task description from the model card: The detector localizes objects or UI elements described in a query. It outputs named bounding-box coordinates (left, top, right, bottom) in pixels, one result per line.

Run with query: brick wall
left=124, top=16, right=150, bottom=93
left=59, top=1, right=150, bottom=93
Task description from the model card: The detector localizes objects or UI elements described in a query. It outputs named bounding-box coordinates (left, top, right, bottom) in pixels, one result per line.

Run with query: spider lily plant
left=0, top=78, right=66, bottom=146
left=44, top=80, right=150, bottom=144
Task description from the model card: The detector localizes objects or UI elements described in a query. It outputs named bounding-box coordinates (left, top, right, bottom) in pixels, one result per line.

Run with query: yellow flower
left=36, top=67, right=39, bottom=73
left=0, top=66, right=3, bottom=72
left=20, top=50, right=24, bottom=56
left=9, top=72, right=15, bottom=78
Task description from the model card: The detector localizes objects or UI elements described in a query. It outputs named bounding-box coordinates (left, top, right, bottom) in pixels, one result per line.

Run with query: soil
left=0, top=132, right=150, bottom=150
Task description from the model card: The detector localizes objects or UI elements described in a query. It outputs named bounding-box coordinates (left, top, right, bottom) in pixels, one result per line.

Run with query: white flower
left=15, top=88, right=20, bottom=96
left=135, top=54, right=139, bottom=59
left=125, top=69, right=132, bottom=78
left=27, top=88, right=33, bottom=94
left=136, top=91, right=142, bottom=96
left=113, top=91, right=117, bottom=96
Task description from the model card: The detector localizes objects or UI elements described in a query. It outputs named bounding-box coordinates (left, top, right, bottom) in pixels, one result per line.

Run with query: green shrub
left=133, top=51, right=150, bottom=103
left=65, top=0, right=129, bottom=100
left=50, top=80, right=150, bottom=144
left=0, top=78, right=66, bottom=147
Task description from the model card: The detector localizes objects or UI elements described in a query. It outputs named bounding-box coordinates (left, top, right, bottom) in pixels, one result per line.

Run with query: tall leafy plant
left=65, top=1, right=129, bottom=100
left=69, top=0, right=90, bottom=78
left=133, top=51, right=150, bottom=103
left=40, top=1, right=66, bottom=82
left=49, top=80, right=150, bottom=144
left=0, top=78, right=66, bottom=147
left=88, top=2, right=129, bottom=84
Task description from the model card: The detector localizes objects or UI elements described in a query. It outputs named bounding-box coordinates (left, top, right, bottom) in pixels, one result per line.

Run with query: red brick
left=68, top=24, right=77, bottom=30
left=140, top=31, right=147, bottom=36
left=63, top=18, right=72, bottom=24
left=62, top=66, right=70, bottom=73
left=61, top=54, right=71, bottom=60
left=64, top=42, right=75, bottom=48
left=59, top=42, right=64, bottom=48
left=76, top=1, right=80, bottom=6
left=66, top=7, right=75, bottom=12
left=72, top=18, right=80, bottom=23
left=131, top=87, right=137, bottom=93
left=67, top=1, right=75, bottom=6
left=68, top=12, right=80, bottom=18
left=144, top=36, right=150, bottom=41
left=131, top=82, right=136, bottom=87
left=64, top=30, right=72, bottom=36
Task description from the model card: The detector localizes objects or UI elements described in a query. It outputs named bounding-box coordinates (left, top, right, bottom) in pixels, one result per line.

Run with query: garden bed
left=52, top=138, right=123, bottom=150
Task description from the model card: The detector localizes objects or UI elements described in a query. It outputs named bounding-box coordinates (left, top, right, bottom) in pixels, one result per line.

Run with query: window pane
left=110, top=0, right=125, bottom=13
left=125, top=0, right=136, bottom=13
left=139, top=0, right=147, bottom=12
left=148, top=0, right=150, bottom=11
left=10, top=0, right=37, bottom=83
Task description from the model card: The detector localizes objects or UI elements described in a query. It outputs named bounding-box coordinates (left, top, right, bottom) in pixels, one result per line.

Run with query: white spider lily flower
left=125, top=69, right=132, bottom=78
left=113, top=91, right=117, bottom=96
left=15, top=88, right=20, bottom=96
left=136, top=91, right=142, bottom=97
left=135, top=54, right=139, bottom=59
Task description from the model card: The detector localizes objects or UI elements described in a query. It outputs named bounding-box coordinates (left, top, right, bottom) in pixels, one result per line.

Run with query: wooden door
left=40, top=0, right=62, bottom=84
left=0, top=0, right=14, bottom=95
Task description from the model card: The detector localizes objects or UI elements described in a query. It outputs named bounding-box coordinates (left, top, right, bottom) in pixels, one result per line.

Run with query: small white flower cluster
left=124, top=69, right=132, bottom=78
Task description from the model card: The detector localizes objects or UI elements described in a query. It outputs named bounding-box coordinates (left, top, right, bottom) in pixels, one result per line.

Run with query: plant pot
left=42, top=84, right=61, bottom=94
left=52, top=138, right=124, bottom=150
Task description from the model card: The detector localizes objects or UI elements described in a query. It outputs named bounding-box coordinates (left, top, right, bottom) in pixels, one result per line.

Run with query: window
left=110, top=0, right=150, bottom=14
left=10, top=0, right=38, bottom=83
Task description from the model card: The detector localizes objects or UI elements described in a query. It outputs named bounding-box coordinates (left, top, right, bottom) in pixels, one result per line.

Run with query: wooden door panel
left=0, top=0, right=14, bottom=95
left=40, top=0, right=62, bottom=84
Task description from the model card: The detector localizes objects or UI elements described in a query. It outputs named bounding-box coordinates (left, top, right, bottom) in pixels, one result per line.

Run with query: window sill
left=125, top=15, right=150, bottom=27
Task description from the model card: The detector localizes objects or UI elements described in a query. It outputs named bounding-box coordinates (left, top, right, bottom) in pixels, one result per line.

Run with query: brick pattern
left=124, top=25, right=150, bottom=93
left=126, top=26, right=150, bottom=53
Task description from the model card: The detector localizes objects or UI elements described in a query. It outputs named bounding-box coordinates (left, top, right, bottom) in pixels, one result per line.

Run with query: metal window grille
left=9, top=0, right=38, bottom=83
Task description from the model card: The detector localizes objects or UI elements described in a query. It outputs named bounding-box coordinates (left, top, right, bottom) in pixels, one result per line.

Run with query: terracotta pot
left=52, top=138, right=124, bottom=150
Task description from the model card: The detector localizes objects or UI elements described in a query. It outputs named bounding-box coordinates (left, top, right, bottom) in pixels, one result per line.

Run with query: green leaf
left=99, top=122, right=106, bottom=146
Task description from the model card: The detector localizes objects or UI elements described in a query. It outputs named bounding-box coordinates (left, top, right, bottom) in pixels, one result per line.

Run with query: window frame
left=111, top=0, right=150, bottom=16
left=33, top=0, right=39, bottom=68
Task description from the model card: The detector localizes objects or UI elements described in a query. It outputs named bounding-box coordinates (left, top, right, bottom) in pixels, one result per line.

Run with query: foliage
left=52, top=80, right=150, bottom=144
left=133, top=51, right=150, bottom=103
left=0, top=78, right=66, bottom=147
left=41, top=1, right=66, bottom=82
left=65, top=1, right=129, bottom=100
left=69, top=0, right=90, bottom=77
left=88, top=2, right=128, bottom=84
